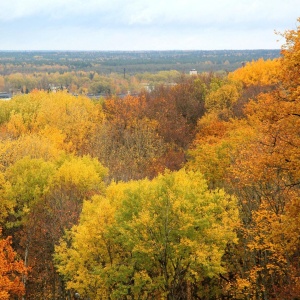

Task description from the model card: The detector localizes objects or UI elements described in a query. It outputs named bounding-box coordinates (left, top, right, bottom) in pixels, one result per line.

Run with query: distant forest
left=0, top=49, right=280, bottom=75
left=0, top=49, right=281, bottom=96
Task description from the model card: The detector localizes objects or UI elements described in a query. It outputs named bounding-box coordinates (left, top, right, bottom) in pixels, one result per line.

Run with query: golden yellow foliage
left=5, top=91, right=103, bottom=155
left=229, top=58, right=281, bottom=87
left=55, top=169, right=239, bottom=299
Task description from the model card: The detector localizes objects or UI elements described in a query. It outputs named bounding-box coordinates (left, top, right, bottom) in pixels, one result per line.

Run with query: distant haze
left=0, top=0, right=298, bottom=51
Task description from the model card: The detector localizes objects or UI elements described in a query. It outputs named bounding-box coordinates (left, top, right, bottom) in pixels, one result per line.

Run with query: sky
left=0, top=0, right=299, bottom=51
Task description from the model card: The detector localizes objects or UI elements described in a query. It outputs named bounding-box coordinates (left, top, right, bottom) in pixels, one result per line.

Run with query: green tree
left=55, top=169, right=239, bottom=299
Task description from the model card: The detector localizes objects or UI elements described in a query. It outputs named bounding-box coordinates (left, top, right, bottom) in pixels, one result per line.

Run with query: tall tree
left=226, top=18, right=300, bottom=299
left=55, top=169, right=239, bottom=299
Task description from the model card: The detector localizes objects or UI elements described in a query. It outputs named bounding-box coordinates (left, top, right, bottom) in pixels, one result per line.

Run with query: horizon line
left=0, top=49, right=281, bottom=52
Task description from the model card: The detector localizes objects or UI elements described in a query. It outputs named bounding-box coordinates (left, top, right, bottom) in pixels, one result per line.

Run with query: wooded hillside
left=0, top=19, right=299, bottom=300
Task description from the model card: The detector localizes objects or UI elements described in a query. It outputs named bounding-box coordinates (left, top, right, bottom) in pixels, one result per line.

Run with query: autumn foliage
left=0, top=17, right=299, bottom=300
left=0, top=229, right=26, bottom=300
left=55, top=169, right=238, bottom=299
left=187, top=18, right=300, bottom=299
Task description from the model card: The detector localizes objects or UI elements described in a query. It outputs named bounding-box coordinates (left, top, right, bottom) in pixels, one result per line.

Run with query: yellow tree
left=55, top=169, right=239, bottom=299
left=0, top=134, right=63, bottom=171
left=4, top=91, right=103, bottom=155
left=205, top=79, right=242, bottom=119
left=228, top=58, right=281, bottom=87
left=188, top=112, right=256, bottom=189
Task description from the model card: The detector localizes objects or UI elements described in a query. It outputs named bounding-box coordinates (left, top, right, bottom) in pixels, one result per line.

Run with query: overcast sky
left=0, top=0, right=298, bottom=51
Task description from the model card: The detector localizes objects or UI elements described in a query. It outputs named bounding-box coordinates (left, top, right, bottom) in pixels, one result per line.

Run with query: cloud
left=0, top=0, right=116, bottom=21
left=1, top=0, right=298, bottom=27
left=0, top=22, right=282, bottom=51
left=0, top=0, right=298, bottom=50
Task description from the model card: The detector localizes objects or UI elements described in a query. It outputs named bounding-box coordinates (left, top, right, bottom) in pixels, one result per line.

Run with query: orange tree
left=226, top=18, right=300, bottom=299
left=0, top=229, right=27, bottom=300
left=187, top=18, right=300, bottom=299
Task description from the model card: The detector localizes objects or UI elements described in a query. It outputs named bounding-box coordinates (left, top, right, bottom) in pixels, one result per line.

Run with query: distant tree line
left=0, top=49, right=280, bottom=75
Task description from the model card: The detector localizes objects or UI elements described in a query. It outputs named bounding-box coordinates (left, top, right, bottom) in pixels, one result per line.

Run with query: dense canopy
left=0, top=17, right=299, bottom=300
